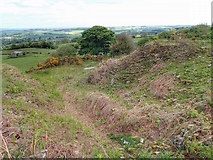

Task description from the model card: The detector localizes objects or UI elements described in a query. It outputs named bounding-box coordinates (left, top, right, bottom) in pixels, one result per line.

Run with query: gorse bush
left=85, top=54, right=93, bottom=60
left=26, top=54, right=103, bottom=73
left=26, top=56, right=82, bottom=73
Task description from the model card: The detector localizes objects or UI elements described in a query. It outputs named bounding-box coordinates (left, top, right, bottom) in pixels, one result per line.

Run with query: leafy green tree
left=79, top=26, right=115, bottom=55
left=110, top=32, right=135, bottom=56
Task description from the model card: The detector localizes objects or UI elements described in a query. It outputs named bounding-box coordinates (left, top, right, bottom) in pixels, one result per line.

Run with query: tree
left=79, top=26, right=115, bottom=55
left=54, top=44, right=77, bottom=57
left=110, top=32, right=135, bottom=56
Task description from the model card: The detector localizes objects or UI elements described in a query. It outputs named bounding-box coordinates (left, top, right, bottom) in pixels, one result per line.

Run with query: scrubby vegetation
left=2, top=24, right=212, bottom=158
left=25, top=54, right=104, bottom=73
left=137, top=35, right=157, bottom=46
left=157, top=24, right=210, bottom=40
left=110, top=33, right=135, bottom=56
left=177, top=24, right=211, bottom=39
left=54, top=43, right=77, bottom=57
left=26, top=56, right=83, bottom=72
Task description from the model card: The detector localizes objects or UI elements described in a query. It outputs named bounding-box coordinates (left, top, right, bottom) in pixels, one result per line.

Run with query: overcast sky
left=0, top=0, right=211, bottom=29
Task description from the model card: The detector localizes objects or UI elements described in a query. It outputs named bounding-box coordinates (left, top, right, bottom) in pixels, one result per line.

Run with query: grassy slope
left=2, top=42, right=212, bottom=158
left=90, top=40, right=212, bottom=158
left=2, top=54, right=50, bottom=72
left=71, top=38, right=211, bottom=158
left=2, top=61, right=120, bottom=158
left=2, top=26, right=212, bottom=158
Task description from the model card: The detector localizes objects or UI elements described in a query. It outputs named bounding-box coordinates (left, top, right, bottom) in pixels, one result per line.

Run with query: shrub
left=49, top=57, right=59, bottom=66
left=27, top=54, right=103, bottom=73
left=55, top=44, right=77, bottom=57
left=37, top=63, right=43, bottom=70
left=110, top=32, right=135, bottom=56
left=137, top=38, right=150, bottom=46
left=76, top=57, right=82, bottom=65
left=184, top=24, right=210, bottom=40
left=158, top=31, right=172, bottom=39
left=70, top=56, right=75, bottom=64
left=85, top=54, right=93, bottom=60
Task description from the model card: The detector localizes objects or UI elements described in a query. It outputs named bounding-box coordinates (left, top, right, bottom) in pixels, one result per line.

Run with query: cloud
left=0, top=0, right=211, bottom=28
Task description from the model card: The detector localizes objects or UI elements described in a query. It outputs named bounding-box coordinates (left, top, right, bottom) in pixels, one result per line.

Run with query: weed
left=136, top=150, right=152, bottom=158
left=108, top=133, right=140, bottom=153
left=108, top=148, right=123, bottom=158
left=186, top=140, right=213, bottom=158
left=187, top=109, right=202, bottom=118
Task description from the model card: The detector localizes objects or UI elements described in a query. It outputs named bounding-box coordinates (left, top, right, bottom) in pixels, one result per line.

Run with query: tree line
left=8, top=41, right=55, bottom=50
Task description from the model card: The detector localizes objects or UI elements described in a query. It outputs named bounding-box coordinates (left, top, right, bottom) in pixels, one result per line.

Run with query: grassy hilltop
left=1, top=25, right=212, bottom=158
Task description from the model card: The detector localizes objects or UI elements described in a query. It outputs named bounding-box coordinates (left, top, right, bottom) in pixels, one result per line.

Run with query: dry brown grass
left=83, top=92, right=184, bottom=141
left=149, top=73, right=175, bottom=99
left=84, top=92, right=123, bottom=122
left=150, top=63, right=165, bottom=72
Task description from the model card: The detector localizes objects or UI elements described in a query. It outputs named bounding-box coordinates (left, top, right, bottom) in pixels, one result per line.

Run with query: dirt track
left=62, top=90, right=119, bottom=158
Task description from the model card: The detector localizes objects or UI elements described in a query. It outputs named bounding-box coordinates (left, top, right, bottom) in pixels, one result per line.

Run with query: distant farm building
left=10, top=51, right=26, bottom=58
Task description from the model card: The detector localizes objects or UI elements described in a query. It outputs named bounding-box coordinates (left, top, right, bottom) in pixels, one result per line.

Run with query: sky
left=0, top=0, right=211, bottom=29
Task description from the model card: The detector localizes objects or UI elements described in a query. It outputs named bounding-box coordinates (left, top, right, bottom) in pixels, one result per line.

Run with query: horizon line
left=1, top=24, right=204, bottom=30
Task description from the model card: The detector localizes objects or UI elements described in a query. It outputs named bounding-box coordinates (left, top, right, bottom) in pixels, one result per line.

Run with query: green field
left=2, top=53, right=51, bottom=72
left=2, top=48, right=55, bottom=55
left=66, top=30, right=84, bottom=35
